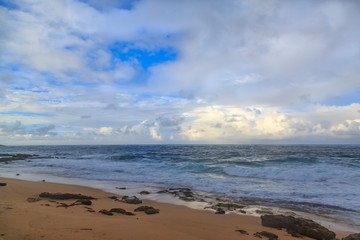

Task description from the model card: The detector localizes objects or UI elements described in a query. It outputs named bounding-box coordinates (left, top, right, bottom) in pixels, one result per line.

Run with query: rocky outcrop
left=343, top=233, right=360, bottom=240
left=0, top=153, right=38, bottom=162
left=39, top=192, right=96, bottom=200
left=134, top=206, right=159, bottom=215
left=120, top=196, right=142, bottom=204
left=71, top=199, right=92, bottom=206
left=261, top=215, right=336, bottom=240
left=109, top=208, right=135, bottom=216
left=0, top=183, right=7, bottom=186
left=215, top=208, right=225, bottom=214
left=99, top=209, right=113, bottom=216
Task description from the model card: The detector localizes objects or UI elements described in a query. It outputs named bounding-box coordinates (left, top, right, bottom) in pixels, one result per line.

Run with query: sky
left=0, top=0, right=359, bottom=145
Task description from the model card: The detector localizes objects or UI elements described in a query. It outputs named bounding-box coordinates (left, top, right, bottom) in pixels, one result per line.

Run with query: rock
left=343, top=233, right=360, bottom=240
left=0, top=183, right=7, bottom=186
left=256, top=231, right=278, bottom=240
left=254, top=232, right=263, bottom=238
left=261, top=215, right=336, bottom=240
left=116, top=187, right=126, bottom=190
left=108, top=196, right=118, bottom=200
left=235, top=229, right=249, bottom=235
left=39, top=192, right=96, bottom=200
left=0, top=153, right=38, bottom=162
left=215, top=208, right=225, bottom=214
left=216, top=202, right=245, bottom=210
left=134, top=206, right=159, bottom=215
left=72, top=199, right=92, bottom=206
left=110, top=208, right=135, bottom=216
left=121, top=196, right=142, bottom=204
left=139, top=191, right=150, bottom=195
left=168, top=188, right=195, bottom=202
left=99, top=209, right=113, bottom=216
left=16, top=173, right=20, bottom=176
left=56, top=203, right=69, bottom=208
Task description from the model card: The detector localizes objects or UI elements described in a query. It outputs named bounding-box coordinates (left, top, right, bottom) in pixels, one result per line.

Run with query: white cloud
left=1, top=0, right=359, bottom=144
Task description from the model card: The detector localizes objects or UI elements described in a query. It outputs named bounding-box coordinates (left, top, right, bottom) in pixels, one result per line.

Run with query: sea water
left=1, top=145, right=359, bottom=227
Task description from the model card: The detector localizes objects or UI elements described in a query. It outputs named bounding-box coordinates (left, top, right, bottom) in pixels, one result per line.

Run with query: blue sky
left=0, top=0, right=359, bottom=145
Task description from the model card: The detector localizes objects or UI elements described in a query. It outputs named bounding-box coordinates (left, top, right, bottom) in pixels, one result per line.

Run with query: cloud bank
left=0, top=0, right=359, bottom=144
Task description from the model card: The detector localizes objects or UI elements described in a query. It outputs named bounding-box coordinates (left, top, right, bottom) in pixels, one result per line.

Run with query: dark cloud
left=0, top=121, right=23, bottom=134
left=157, top=115, right=184, bottom=127
left=104, top=103, right=117, bottom=110
left=30, top=124, right=57, bottom=136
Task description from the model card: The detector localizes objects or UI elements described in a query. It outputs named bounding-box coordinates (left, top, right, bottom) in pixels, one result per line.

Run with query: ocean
left=1, top=144, right=359, bottom=228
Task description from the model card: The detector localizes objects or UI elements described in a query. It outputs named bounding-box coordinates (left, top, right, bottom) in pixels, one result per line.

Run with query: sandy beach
left=0, top=177, right=355, bottom=240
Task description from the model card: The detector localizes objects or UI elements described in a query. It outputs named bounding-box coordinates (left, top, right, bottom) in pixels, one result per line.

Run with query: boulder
left=134, top=206, right=159, bottom=215
left=215, top=208, right=225, bottom=214
left=261, top=215, right=336, bottom=240
left=0, top=183, right=7, bottom=186
left=121, top=196, right=142, bottom=204
left=343, top=233, right=360, bottom=240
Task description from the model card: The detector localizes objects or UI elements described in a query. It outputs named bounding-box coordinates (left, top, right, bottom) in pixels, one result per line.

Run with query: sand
left=0, top=177, right=353, bottom=240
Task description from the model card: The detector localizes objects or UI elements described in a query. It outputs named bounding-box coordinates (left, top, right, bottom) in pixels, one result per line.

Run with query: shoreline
left=2, top=171, right=360, bottom=233
left=0, top=177, right=358, bottom=240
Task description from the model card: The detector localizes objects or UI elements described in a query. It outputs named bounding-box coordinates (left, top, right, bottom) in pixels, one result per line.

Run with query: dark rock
left=56, top=203, right=69, bottom=208
left=108, top=196, right=118, bottom=200
left=261, top=215, right=336, bottom=240
left=121, top=196, right=142, bottom=204
left=71, top=199, right=92, bottom=206
left=343, top=233, right=360, bottom=240
left=254, top=232, right=263, bottom=238
left=39, top=192, right=95, bottom=200
left=215, top=208, right=225, bottom=214
left=167, top=188, right=195, bottom=201
left=216, top=202, right=245, bottom=210
left=134, top=206, right=159, bottom=215
left=140, top=191, right=150, bottom=195
left=256, top=231, right=278, bottom=240
left=16, top=173, right=20, bottom=176
left=80, top=228, right=92, bottom=231
left=235, top=229, right=249, bottom=235
left=0, top=183, right=7, bottom=186
left=110, top=208, right=135, bottom=216
left=116, top=187, right=126, bottom=190
left=0, top=153, right=38, bottom=162
left=87, top=209, right=95, bottom=213
left=99, top=209, right=113, bottom=216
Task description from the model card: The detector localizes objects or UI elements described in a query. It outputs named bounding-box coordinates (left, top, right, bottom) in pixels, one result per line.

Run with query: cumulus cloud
left=180, top=104, right=360, bottom=143
left=1, top=0, right=359, bottom=144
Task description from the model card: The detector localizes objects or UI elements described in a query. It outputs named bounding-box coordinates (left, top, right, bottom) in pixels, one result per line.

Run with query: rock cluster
left=261, top=215, right=336, bottom=240
left=134, top=206, right=159, bottom=215
left=39, top=192, right=96, bottom=200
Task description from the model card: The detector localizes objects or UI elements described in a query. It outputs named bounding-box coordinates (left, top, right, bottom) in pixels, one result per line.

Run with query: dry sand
left=0, top=177, right=353, bottom=240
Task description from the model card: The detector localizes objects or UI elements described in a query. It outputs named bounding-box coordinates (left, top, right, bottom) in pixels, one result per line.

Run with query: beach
left=0, top=177, right=356, bottom=240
